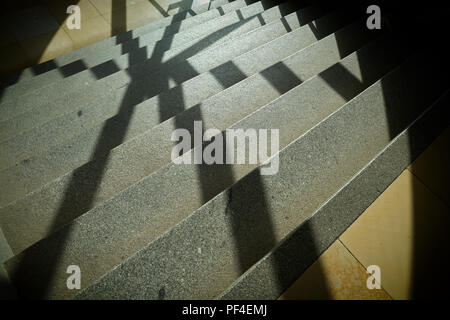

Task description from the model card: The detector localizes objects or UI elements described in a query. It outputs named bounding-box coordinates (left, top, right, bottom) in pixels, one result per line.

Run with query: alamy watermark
left=366, top=265, right=381, bottom=289
left=366, top=5, right=381, bottom=29
left=66, top=5, right=81, bottom=30
left=66, top=265, right=81, bottom=290
left=171, top=121, right=280, bottom=175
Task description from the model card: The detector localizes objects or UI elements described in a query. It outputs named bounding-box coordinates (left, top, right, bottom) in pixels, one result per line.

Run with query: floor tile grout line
left=62, top=16, right=112, bottom=50
left=337, top=239, right=394, bottom=300
left=88, top=0, right=104, bottom=17
left=60, top=25, right=77, bottom=52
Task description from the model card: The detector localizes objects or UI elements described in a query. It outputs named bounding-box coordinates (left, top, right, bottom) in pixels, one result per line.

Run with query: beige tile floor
left=0, top=0, right=207, bottom=76
left=281, top=126, right=450, bottom=300
left=279, top=240, right=392, bottom=300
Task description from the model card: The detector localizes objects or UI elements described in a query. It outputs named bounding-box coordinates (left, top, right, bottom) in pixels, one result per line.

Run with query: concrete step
left=74, top=51, right=450, bottom=300
left=0, top=0, right=268, bottom=102
left=0, top=8, right=351, bottom=209
left=0, top=17, right=377, bottom=254
left=3, top=33, right=426, bottom=299
left=0, top=0, right=301, bottom=122
left=0, top=0, right=235, bottom=89
left=0, top=3, right=323, bottom=143
left=0, top=4, right=335, bottom=171
left=219, top=91, right=450, bottom=301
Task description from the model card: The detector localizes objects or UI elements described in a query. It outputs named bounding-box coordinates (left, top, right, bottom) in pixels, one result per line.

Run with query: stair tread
left=75, top=51, right=450, bottom=300
left=6, top=31, right=437, bottom=299
left=3, top=0, right=449, bottom=301
left=1, top=14, right=371, bottom=253
left=0, top=0, right=235, bottom=89
left=219, top=89, right=450, bottom=300
left=0, top=0, right=294, bottom=108
left=0, top=3, right=326, bottom=171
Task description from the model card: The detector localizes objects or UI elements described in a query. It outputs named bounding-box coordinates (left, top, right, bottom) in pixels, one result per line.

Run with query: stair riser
left=0, top=18, right=376, bottom=254
left=0, top=5, right=329, bottom=171
left=0, top=4, right=323, bottom=143
left=0, top=0, right=274, bottom=102
left=219, top=91, right=450, bottom=299
left=4, top=33, right=428, bottom=299
left=0, top=0, right=298, bottom=121
left=0, top=9, right=348, bottom=210
left=74, top=52, right=450, bottom=300
left=0, top=0, right=235, bottom=88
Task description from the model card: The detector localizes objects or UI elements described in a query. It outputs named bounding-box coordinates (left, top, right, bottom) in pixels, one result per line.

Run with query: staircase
left=0, top=0, right=448, bottom=299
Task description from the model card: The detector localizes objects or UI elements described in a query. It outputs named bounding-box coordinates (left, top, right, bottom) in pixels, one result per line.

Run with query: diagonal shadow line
left=70, top=14, right=259, bottom=156
left=167, top=0, right=209, bottom=13
left=318, top=62, right=366, bottom=100
left=10, top=0, right=130, bottom=299
left=276, top=8, right=389, bottom=298
left=0, top=0, right=210, bottom=98
left=222, top=60, right=302, bottom=287
left=82, top=4, right=273, bottom=89
left=125, top=11, right=268, bottom=79
left=17, top=5, right=303, bottom=167
left=215, top=4, right=378, bottom=299
left=260, top=61, right=304, bottom=93
left=126, top=0, right=302, bottom=297
left=0, top=8, right=263, bottom=145
left=10, top=0, right=282, bottom=299
left=161, top=0, right=307, bottom=281
left=8, top=0, right=349, bottom=300
left=375, top=5, right=450, bottom=299
left=170, top=57, right=304, bottom=291
left=5, top=0, right=290, bottom=299
left=65, top=10, right=266, bottom=110
left=276, top=0, right=450, bottom=300
left=128, top=0, right=305, bottom=116
left=6, top=0, right=285, bottom=120
left=0, top=0, right=83, bottom=103
left=149, top=0, right=170, bottom=17
left=0, top=0, right=323, bottom=301
left=54, top=4, right=266, bottom=227
left=83, top=0, right=307, bottom=298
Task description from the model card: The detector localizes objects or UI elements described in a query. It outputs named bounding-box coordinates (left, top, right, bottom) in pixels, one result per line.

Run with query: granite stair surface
left=0, top=0, right=448, bottom=299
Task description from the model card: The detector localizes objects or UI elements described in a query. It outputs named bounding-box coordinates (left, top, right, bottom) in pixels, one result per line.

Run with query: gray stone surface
left=6, top=32, right=443, bottom=299
left=1, top=0, right=448, bottom=302
left=72, top=52, right=449, bottom=300
left=0, top=229, right=12, bottom=265
left=0, top=0, right=234, bottom=88
left=0, top=0, right=295, bottom=122
left=0, top=18, right=375, bottom=254
left=0, top=0, right=261, bottom=101
left=0, top=4, right=326, bottom=168
left=0, top=8, right=349, bottom=210
left=0, top=2, right=320, bottom=144
left=219, top=91, right=450, bottom=300
left=0, top=227, right=16, bottom=299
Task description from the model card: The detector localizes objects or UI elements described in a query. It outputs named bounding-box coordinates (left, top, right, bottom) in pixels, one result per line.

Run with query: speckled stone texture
left=0, top=11, right=363, bottom=261
left=0, top=0, right=283, bottom=103
left=0, top=5, right=330, bottom=169
left=6, top=37, right=448, bottom=299
left=73, top=54, right=449, bottom=300
left=0, top=5, right=336, bottom=144
left=0, top=0, right=298, bottom=123
left=2, top=0, right=449, bottom=301
left=0, top=226, right=17, bottom=299
left=0, top=0, right=236, bottom=89
left=0, top=5, right=327, bottom=144
left=1, top=21, right=379, bottom=256
left=220, top=92, right=450, bottom=300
